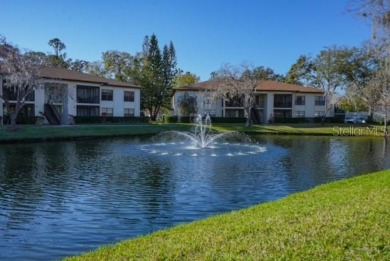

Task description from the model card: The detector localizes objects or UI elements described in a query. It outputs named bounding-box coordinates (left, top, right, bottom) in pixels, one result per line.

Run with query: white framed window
left=124, top=108, right=134, bottom=117
left=124, top=91, right=134, bottom=102
left=315, top=96, right=325, bottom=106
left=101, top=107, right=113, bottom=116
left=294, top=111, right=305, bottom=117
left=314, top=111, right=325, bottom=117
left=101, top=89, right=113, bottom=101
left=295, top=96, right=305, bottom=106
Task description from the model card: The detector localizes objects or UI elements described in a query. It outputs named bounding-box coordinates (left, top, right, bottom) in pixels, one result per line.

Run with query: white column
left=265, top=93, right=274, bottom=123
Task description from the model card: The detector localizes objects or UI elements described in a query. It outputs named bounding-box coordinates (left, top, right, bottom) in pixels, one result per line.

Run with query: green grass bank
left=0, top=123, right=386, bottom=143
left=65, top=170, right=390, bottom=260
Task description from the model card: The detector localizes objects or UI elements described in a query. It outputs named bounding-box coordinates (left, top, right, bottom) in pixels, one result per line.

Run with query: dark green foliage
left=312, top=116, right=345, bottom=123
left=210, top=117, right=246, bottom=123
left=133, top=34, right=177, bottom=121
left=164, top=116, right=246, bottom=124
left=285, top=55, right=310, bottom=85
left=274, top=117, right=309, bottom=123
left=2, top=116, right=40, bottom=125
left=273, top=117, right=345, bottom=124
left=173, top=70, right=200, bottom=87
left=73, top=116, right=150, bottom=124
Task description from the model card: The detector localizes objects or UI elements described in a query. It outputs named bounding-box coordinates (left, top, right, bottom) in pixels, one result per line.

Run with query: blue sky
left=1, top=0, right=371, bottom=81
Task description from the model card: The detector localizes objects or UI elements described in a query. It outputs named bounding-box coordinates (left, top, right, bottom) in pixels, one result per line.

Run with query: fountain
left=141, top=114, right=266, bottom=156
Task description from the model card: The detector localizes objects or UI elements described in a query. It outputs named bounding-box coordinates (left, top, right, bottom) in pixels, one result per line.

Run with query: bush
left=74, top=116, right=150, bottom=124
left=164, top=116, right=247, bottom=124
left=274, top=117, right=308, bottom=124
left=2, top=115, right=39, bottom=125
left=210, top=117, right=246, bottom=124
left=312, top=117, right=344, bottom=123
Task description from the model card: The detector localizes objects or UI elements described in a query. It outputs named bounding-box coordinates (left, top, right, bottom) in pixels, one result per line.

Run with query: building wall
left=173, top=90, right=328, bottom=122
left=1, top=79, right=141, bottom=121
left=304, top=95, right=315, bottom=117
left=99, top=88, right=140, bottom=117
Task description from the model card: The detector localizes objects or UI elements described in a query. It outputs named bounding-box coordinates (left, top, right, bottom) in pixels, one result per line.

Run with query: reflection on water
left=0, top=136, right=389, bottom=260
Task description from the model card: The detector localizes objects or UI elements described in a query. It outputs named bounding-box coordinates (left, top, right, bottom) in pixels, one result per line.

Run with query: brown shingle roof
left=256, top=80, right=323, bottom=93
left=39, top=67, right=141, bottom=89
left=175, top=79, right=324, bottom=94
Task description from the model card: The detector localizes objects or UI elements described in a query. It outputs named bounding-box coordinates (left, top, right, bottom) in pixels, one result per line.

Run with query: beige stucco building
left=172, top=80, right=330, bottom=123
left=1, top=67, right=141, bottom=124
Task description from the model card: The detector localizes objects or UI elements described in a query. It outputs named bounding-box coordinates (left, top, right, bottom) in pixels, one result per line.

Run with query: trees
left=0, top=37, right=43, bottom=130
left=288, top=46, right=358, bottom=123
left=101, top=51, right=133, bottom=82
left=173, top=70, right=200, bottom=117
left=368, top=58, right=390, bottom=134
left=351, top=0, right=390, bottom=132
left=47, top=38, right=89, bottom=72
left=173, top=70, right=200, bottom=87
left=47, top=38, right=70, bottom=68
left=342, top=45, right=380, bottom=117
left=132, top=34, right=177, bottom=120
left=285, top=55, right=311, bottom=85
left=251, top=66, right=285, bottom=81
left=214, top=64, right=258, bottom=126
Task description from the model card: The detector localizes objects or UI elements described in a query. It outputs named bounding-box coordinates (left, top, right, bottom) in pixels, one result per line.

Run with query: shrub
left=74, top=116, right=150, bottom=124
left=2, top=115, right=39, bottom=125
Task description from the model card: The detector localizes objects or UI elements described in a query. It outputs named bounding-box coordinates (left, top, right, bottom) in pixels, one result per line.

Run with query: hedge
left=73, top=116, right=150, bottom=124
left=274, top=117, right=345, bottom=124
left=164, top=116, right=246, bottom=124
left=2, top=116, right=40, bottom=125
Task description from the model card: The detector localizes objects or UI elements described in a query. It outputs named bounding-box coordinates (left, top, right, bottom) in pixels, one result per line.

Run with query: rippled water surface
left=1, top=135, right=389, bottom=260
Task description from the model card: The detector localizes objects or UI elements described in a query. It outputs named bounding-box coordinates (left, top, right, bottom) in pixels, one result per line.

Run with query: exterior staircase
left=44, top=104, right=61, bottom=125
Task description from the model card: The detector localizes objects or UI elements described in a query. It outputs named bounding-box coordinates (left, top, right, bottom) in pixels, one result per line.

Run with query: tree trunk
left=8, top=102, right=23, bottom=131
left=9, top=112, right=18, bottom=131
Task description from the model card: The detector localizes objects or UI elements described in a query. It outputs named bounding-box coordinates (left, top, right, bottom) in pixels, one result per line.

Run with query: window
left=2, top=86, right=35, bottom=101
left=101, top=107, right=113, bottom=116
left=274, top=94, right=292, bottom=108
left=314, top=111, right=325, bottom=117
left=273, top=109, right=292, bottom=118
left=255, top=95, right=265, bottom=107
left=225, top=109, right=245, bottom=118
left=45, top=83, right=67, bottom=103
left=124, top=91, right=135, bottom=102
left=204, top=110, right=216, bottom=117
left=315, top=96, right=325, bottom=106
left=294, top=111, right=305, bottom=117
left=225, top=94, right=243, bottom=107
left=77, top=105, right=99, bottom=116
left=101, top=89, right=113, bottom=101
left=77, top=86, right=99, bottom=104
left=124, top=108, right=134, bottom=117
left=6, top=103, right=35, bottom=116
left=295, top=96, right=305, bottom=106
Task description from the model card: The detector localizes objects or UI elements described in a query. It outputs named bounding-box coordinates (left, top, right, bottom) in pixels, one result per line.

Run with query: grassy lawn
left=0, top=123, right=191, bottom=142
left=213, top=123, right=386, bottom=136
left=0, top=123, right=386, bottom=143
left=65, top=169, right=390, bottom=260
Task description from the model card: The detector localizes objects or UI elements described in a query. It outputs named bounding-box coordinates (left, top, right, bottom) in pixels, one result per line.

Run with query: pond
left=0, top=135, right=389, bottom=260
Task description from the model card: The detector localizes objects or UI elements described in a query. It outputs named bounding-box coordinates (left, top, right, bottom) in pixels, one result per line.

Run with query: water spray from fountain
left=141, top=114, right=266, bottom=157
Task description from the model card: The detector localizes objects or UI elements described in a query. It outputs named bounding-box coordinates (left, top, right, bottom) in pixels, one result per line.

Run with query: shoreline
left=0, top=123, right=387, bottom=144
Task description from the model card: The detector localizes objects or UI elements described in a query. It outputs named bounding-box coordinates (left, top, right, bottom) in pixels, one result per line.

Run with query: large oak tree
left=0, top=37, right=43, bottom=130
